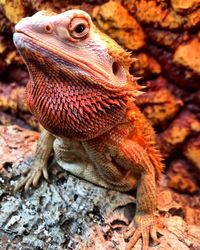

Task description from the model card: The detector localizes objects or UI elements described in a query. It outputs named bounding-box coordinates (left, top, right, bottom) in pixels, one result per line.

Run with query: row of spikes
left=64, top=94, right=127, bottom=121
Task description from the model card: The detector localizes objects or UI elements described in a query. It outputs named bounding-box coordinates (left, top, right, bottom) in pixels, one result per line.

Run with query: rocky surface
left=92, top=1, right=145, bottom=50
left=171, top=0, right=200, bottom=13
left=136, top=88, right=183, bottom=126
left=0, top=0, right=200, bottom=246
left=184, top=135, right=200, bottom=172
left=167, top=159, right=198, bottom=194
left=0, top=125, right=200, bottom=249
left=0, top=0, right=26, bottom=24
left=157, top=110, right=200, bottom=159
left=174, top=38, right=200, bottom=74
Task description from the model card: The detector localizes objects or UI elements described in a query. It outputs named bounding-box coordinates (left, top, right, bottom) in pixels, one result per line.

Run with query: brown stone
left=136, top=0, right=186, bottom=30
left=0, top=36, right=6, bottom=54
left=0, top=0, right=26, bottom=24
left=184, top=135, right=200, bottom=172
left=5, top=50, right=22, bottom=65
left=0, top=11, right=12, bottom=32
left=131, top=53, right=161, bottom=77
left=0, top=125, right=38, bottom=173
left=185, top=8, right=200, bottom=29
left=171, top=0, right=200, bottom=13
left=5, top=67, right=29, bottom=85
left=121, top=0, right=137, bottom=14
left=167, top=159, right=198, bottom=194
left=157, top=190, right=182, bottom=212
left=145, top=76, right=169, bottom=90
left=0, top=84, right=40, bottom=129
left=149, top=45, right=200, bottom=90
left=0, top=111, right=30, bottom=128
left=157, top=111, right=200, bottom=158
left=185, top=206, right=200, bottom=225
left=0, top=59, right=6, bottom=74
left=0, top=84, right=27, bottom=114
left=145, top=28, right=191, bottom=50
left=136, top=89, right=183, bottom=126
left=174, top=39, right=200, bottom=75
left=92, top=1, right=145, bottom=50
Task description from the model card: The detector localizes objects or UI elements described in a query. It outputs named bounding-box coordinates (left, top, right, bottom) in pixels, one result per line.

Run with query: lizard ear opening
left=112, top=61, right=126, bottom=83
left=112, top=61, right=120, bottom=75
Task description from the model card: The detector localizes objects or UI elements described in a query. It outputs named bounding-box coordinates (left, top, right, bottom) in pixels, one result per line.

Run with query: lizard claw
left=124, top=214, right=159, bottom=250
left=13, top=159, right=49, bottom=193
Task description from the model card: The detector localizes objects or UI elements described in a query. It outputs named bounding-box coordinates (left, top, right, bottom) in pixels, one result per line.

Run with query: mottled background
left=0, top=0, right=200, bottom=194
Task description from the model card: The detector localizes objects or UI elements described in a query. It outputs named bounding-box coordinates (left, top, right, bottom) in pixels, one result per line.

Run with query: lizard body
left=13, top=10, right=163, bottom=250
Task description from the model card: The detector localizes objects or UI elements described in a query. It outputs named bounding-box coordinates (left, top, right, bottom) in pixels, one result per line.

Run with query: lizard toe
left=126, top=229, right=141, bottom=250
left=125, top=213, right=159, bottom=250
left=13, top=160, right=49, bottom=193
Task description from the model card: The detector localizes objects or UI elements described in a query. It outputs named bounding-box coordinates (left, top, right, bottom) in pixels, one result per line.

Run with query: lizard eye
left=68, top=17, right=89, bottom=39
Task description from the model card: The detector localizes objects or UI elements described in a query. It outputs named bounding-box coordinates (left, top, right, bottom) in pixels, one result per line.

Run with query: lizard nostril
left=45, top=24, right=52, bottom=33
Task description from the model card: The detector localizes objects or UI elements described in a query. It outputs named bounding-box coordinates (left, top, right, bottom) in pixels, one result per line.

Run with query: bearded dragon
left=13, top=9, right=163, bottom=250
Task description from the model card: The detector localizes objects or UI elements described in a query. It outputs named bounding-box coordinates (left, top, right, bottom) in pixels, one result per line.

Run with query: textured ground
left=0, top=125, right=200, bottom=249
left=0, top=0, right=200, bottom=194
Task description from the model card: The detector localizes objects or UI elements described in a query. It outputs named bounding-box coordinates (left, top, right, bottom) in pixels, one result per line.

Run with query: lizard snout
left=15, top=16, right=31, bottom=33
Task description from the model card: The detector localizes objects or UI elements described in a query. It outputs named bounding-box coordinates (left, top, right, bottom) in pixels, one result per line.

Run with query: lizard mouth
left=14, top=31, right=114, bottom=87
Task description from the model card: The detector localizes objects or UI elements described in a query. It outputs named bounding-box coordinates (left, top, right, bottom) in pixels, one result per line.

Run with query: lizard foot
left=13, top=159, right=49, bottom=193
left=124, top=214, right=159, bottom=250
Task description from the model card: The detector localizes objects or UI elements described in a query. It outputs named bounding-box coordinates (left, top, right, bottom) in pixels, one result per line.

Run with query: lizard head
left=13, top=10, right=140, bottom=140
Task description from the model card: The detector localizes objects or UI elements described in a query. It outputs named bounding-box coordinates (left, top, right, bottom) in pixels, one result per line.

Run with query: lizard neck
left=26, top=65, right=128, bottom=141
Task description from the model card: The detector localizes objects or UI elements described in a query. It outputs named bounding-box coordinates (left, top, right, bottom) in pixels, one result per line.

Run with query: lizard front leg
left=14, top=129, right=55, bottom=192
left=83, top=141, right=137, bottom=191
left=83, top=137, right=159, bottom=249
left=124, top=174, right=158, bottom=250
left=120, top=141, right=159, bottom=250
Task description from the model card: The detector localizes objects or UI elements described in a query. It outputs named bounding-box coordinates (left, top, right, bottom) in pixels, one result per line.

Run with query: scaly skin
left=13, top=10, right=163, bottom=250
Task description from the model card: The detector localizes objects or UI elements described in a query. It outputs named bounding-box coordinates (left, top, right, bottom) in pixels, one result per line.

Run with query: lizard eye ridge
left=68, top=17, right=90, bottom=39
